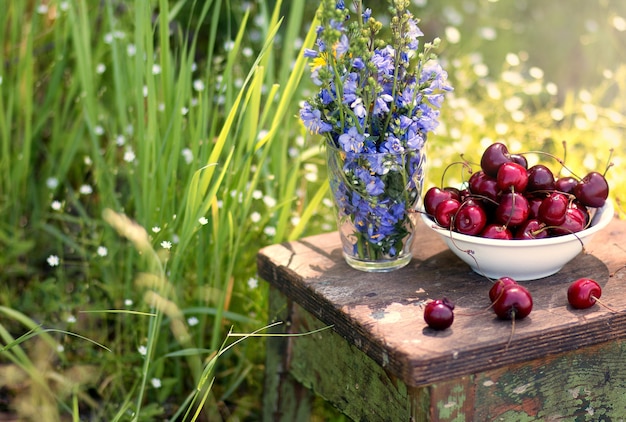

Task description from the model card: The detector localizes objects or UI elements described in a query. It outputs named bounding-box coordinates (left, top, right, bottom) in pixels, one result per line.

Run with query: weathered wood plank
left=263, top=291, right=313, bottom=422
left=286, top=296, right=429, bottom=421
left=474, top=340, right=626, bottom=420
left=257, top=217, right=626, bottom=388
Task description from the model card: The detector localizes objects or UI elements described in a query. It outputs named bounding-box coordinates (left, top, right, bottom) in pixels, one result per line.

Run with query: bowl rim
left=420, top=199, right=614, bottom=247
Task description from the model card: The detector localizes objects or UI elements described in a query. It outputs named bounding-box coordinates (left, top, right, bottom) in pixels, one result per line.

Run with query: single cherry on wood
left=489, top=276, right=518, bottom=303
left=424, top=298, right=455, bottom=330
left=492, top=283, right=533, bottom=320
left=567, top=278, right=602, bottom=309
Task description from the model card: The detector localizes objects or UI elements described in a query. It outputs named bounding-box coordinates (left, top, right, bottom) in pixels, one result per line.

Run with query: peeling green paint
left=475, top=341, right=626, bottom=420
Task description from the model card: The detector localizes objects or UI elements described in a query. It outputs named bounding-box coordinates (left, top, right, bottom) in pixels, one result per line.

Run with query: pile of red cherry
left=423, top=142, right=610, bottom=239
left=421, top=142, right=614, bottom=332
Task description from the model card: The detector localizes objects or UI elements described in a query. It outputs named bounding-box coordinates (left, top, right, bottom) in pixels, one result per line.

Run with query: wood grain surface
left=257, top=215, right=626, bottom=387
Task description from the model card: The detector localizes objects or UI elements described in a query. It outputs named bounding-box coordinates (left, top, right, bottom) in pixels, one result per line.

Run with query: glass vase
left=326, top=143, right=426, bottom=272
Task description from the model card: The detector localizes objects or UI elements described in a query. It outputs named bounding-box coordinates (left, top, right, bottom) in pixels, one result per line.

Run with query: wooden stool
left=257, top=216, right=626, bottom=421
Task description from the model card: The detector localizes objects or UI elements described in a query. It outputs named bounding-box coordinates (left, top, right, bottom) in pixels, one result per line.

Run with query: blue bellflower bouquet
left=300, top=0, right=452, bottom=271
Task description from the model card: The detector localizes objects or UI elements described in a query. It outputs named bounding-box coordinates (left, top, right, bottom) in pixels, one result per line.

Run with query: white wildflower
left=193, top=79, right=205, bottom=91
left=46, top=177, right=59, bottom=189
left=123, top=148, right=136, bottom=163
left=250, top=212, right=261, bottom=223
left=47, top=255, right=60, bottom=267
left=181, top=148, right=193, bottom=164
left=79, top=184, right=93, bottom=195
left=247, top=277, right=259, bottom=289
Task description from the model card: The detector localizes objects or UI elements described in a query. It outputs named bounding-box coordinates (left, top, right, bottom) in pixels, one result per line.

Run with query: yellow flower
left=309, top=52, right=328, bottom=71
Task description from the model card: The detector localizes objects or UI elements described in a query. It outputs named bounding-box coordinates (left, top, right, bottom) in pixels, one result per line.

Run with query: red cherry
left=492, top=284, right=533, bottom=320
left=481, top=224, right=513, bottom=239
left=454, top=202, right=488, bottom=235
left=489, top=277, right=518, bottom=303
left=495, top=192, right=529, bottom=227
left=567, top=278, right=601, bottom=309
left=527, top=195, right=545, bottom=220
left=434, top=199, right=461, bottom=228
left=468, top=171, right=499, bottom=203
left=573, top=172, right=609, bottom=208
left=537, top=192, right=569, bottom=226
left=551, top=207, right=587, bottom=236
left=424, top=298, right=455, bottom=330
left=510, top=153, right=528, bottom=169
left=480, top=142, right=512, bottom=177
left=515, top=219, right=549, bottom=239
left=526, top=164, right=556, bottom=192
left=424, top=187, right=456, bottom=216
left=555, top=176, right=578, bottom=195
left=497, top=162, right=528, bottom=193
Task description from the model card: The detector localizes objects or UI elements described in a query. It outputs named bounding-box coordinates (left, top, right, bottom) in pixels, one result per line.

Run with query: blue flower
left=381, top=135, right=404, bottom=153
left=300, top=102, right=333, bottom=134
left=338, top=126, right=364, bottom=152
left=343, top=73, right=359, bottom=104
left=373, top=94, right=393, bottom=116
left=336, top=34, right=350, bottom=56
left=355, top=167, right=385, bottom=196
left=303, top=49, right=318, bottom=58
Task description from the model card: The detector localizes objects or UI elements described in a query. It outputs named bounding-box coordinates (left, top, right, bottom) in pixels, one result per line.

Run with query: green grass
left=0, top=0, right=625, bottom=420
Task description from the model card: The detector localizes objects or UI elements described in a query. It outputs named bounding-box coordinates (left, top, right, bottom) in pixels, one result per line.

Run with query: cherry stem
left=592, top=296, right=618, bottom=313
left=604, top=148, right=614, bottom=177
left=520, top=150, right=581, bottom=180
left=440, top=160, right=473, bottom=188
left=560, top=140, right=568, bottom=178
left=505, top=310, right=516, bottom=351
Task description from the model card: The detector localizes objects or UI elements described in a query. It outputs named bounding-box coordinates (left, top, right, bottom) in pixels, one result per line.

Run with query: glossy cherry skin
left=489, top=277, right=518, bottom=303
left=526, top=164, right=556, bottom=192
left=424, top=298, right=455, bottom=330
left=555, top=176, right=578, bottom=195
left=567, top=278, right=601, bottom=309
left=527, top=195, right=545, bottom=220
left=538, top=192, right=569, bottom=226
left=468, top=171, right=499, bottom=203
left=573, top=172, right=609, bottom=208
left=497, top=162, right=528, bottom=193
left=481, top=224, right=513, bottom=239
left=424, top=187, right=456, bottom=216
left=492, top=284, right=533, bottom=320
left=551, top=207, right=587, bottom=236
left=515, top=219, right=549, bottom=239
left=455, top=202, right=488, bottom=235
left=510, top=153, right=528, bottom=169
left=480, top=142, right=512, bottom=177
left=495, top=192, right=529, bottom=227
left=434, top=199, right=461, bottom=228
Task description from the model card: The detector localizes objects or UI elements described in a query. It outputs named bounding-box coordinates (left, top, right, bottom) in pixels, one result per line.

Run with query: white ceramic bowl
left=421, top=200, right=614, bottom=281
